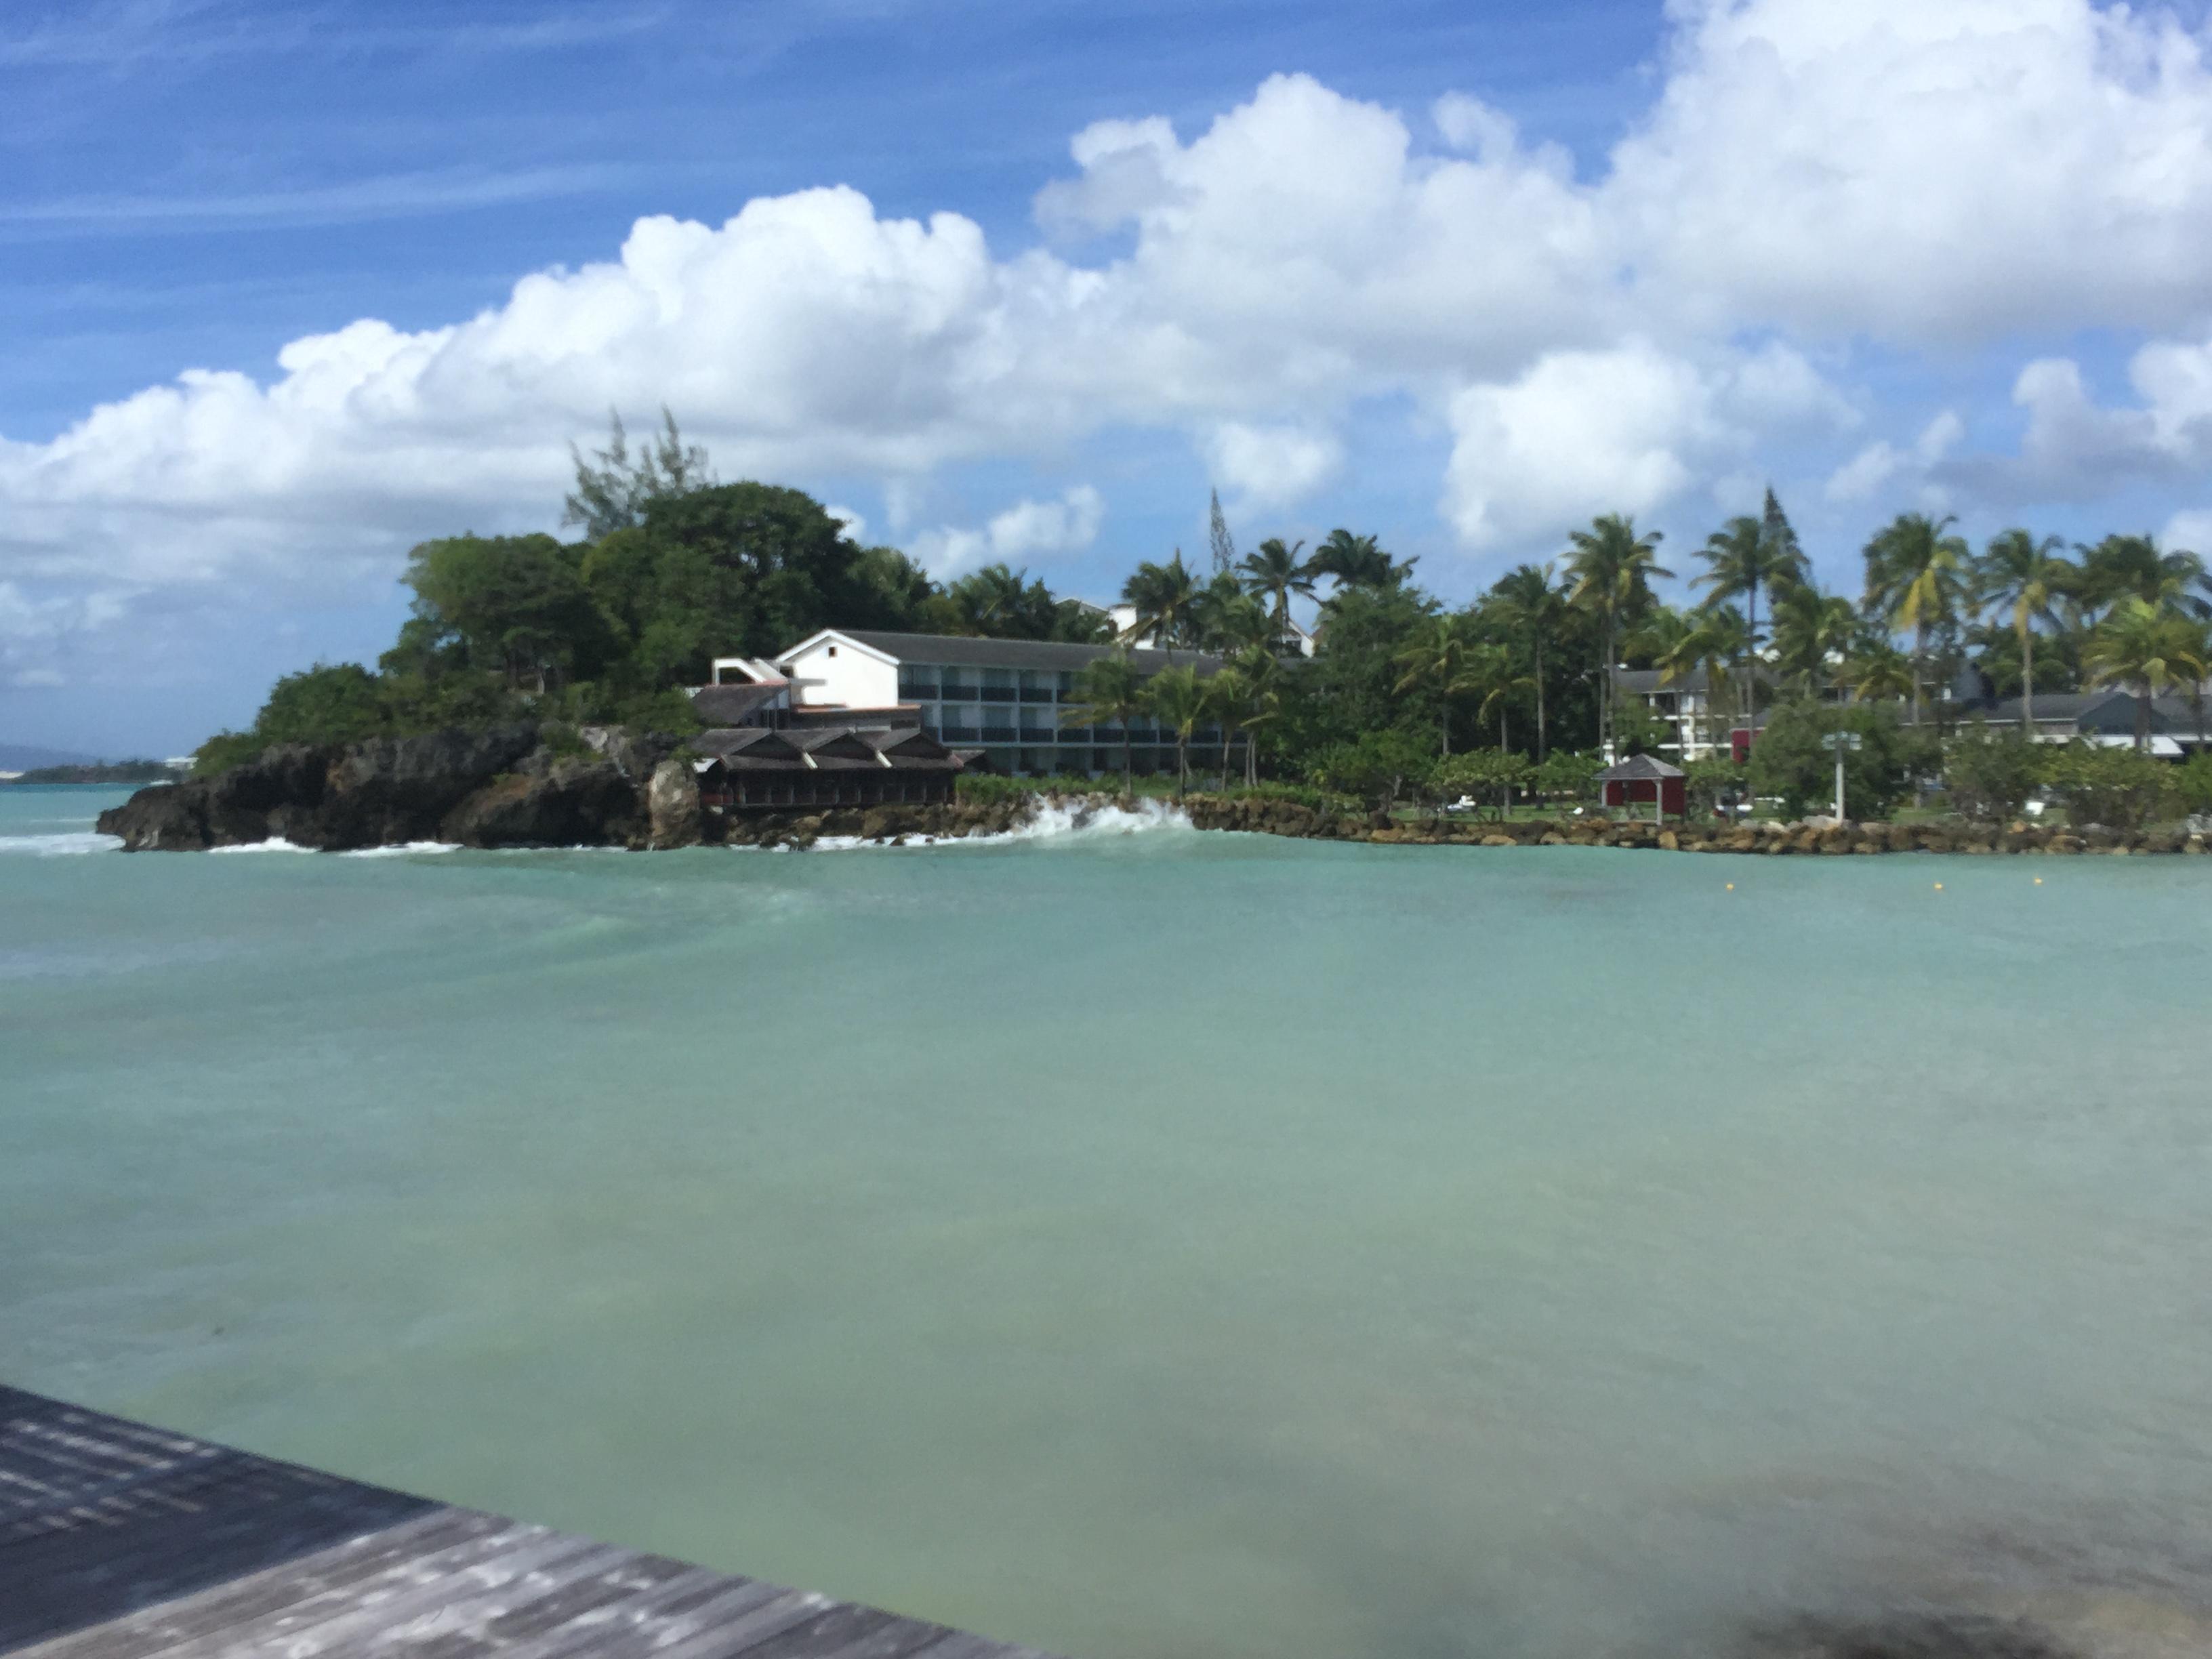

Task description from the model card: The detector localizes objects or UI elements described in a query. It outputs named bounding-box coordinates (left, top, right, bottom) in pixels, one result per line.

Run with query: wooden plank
left=16, top=1509, right=497, bottom=1659
left=0, top=1387, right=1055, bottom=1659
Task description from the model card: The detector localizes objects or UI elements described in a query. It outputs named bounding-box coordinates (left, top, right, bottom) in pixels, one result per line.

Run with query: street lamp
left=1822, top=729, right=1863, bottom=821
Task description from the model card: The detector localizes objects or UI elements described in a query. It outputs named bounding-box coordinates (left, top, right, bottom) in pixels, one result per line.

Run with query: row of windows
left=933, top=724, right=1233, bottom=745
left=897, top=667, right=1080, bottom=701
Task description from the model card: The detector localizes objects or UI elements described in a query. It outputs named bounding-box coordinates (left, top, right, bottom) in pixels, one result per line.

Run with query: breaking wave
left=0, top=831, right=122, bottom=856
left=809, top=796, right=1195, bottom=850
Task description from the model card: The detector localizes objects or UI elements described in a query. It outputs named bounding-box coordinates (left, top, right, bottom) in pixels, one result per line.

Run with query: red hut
left=1596, top=754, right=1686, bottom=820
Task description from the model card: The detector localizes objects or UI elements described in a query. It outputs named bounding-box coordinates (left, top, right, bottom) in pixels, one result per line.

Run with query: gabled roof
left=778, top=628, right=1219, bottom=676
left=693, top=727, right=801, bottom=760
left=862, top=728, right=951, bottom=758
left=1596, top=753, right=1686, bottom=781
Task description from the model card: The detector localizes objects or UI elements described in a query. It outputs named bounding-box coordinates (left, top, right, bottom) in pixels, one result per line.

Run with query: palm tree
left=1863, top=512, right=1971, bottom=725
left=2083, top=598, right=2205, bottom=752
left=1188, top=571, right=1252, bottom=654
left=1120, top=552, right=1200, bottom=655
left=1231, top=646, right=1281, bottom=784
left=1650, top=605, right=1746, bottom=757
left=1563, top=514, right=1671, bottom=755
left=1063, top=651, right=1146, bottom=794
left=1975, top=529, right=2073, bottom=732
left=1769, top=582, right=1858, bottom=698
left=1142, top=664, right=1207, bottom=796
left=2076, top=534, right=2210, bottom=619
left=1465, top=641, right=1536, bottom=755
left=1846, top=638, right=1916, bottom=705
left=1237, top=537, right=1314, bottom=632
left=1201, top=665, right=1248, bottom=790
left=1488, top=562, right=1569, bottom=760
left=1694, top=511, right=1807, bottom=739
left=1392, top=615, right=1486, bottom=756
left=1309, top=529, right=1409, bottom=590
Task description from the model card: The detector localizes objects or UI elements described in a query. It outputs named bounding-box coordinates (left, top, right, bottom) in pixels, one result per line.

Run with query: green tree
left=1564, top=514, right=1671, bottom=754
left=1534, top=747, right=1601, bottom=812
left=1120, top=552, right=1202, bottom=654
left=1392, top=615, right=1486, bottom=756
left=1975, top=529, right=2073, bottom=729
left=402, top=533, right=609, bottom=691
left=1142, top=664, right=1208, bottom=796
left=1309, top=529, right=1409, bottom=591
left=1207, top=489, right=1238, bottom=575
left=1694, top=508, right=1806, bottom=734
left=2083, top=597, right=2207, bottom=751
left=1769, top=581, right=1858, bottom=697
left=1064, top=651, right=1147, bottom=794
left=2044, top=741, right=2175, bottom=832
left=1944, top=729, right=2046, bottom=823
left=1748, top=699, right=1937, bottom=821
left=1486, top=562, right=1570, bottom=760
left=1310, top=727, right=1435, bottom=814
left=1863, top=512, right=1971, bottom=725
left=563, top=409, right=712, bottom=541
left=2074, top=533, right=2209, bottom=618
left=1200, top=664, right=1248, bottom=789
left=1238, top=537, right=1315, bottom=632
left=1435, top=747, right=1532, bottom=819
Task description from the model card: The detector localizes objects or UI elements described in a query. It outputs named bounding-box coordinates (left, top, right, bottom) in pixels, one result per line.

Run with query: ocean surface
left=5, top=784, right=2211, bottom=1659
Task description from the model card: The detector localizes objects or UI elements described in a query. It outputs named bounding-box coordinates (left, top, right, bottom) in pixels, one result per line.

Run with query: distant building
left=1957, top=689, right=2211, bottom=756
left=711, top=628, right=1239, bottom=777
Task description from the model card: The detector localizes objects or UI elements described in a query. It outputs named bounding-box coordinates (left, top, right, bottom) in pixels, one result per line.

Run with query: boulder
left=443, top=758, right=640, bottom=848
left=647, top=759, right=703, bottom=850
left=96, top=743, right=337, bottom=850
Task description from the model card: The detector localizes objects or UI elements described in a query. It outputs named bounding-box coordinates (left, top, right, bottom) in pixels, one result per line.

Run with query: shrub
left=1435, top=748, right=1533, bottom=819
left=2175, top=752, right=2212, bottom=819
left=1308, top=728, right=1437, bottom=812
left=1944, top=728, right=2046, bottom=823
left=2044, top=741, right=2174, bottom=832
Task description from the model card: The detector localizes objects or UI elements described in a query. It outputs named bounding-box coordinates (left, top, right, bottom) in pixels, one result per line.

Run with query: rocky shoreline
left=95, top=727, right=2209, bottom=855
left=1183, top=794, right=2211, bottom=855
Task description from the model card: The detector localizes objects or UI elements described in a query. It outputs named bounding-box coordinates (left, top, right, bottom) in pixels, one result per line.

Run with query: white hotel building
left=703, top=629, right=1237, bottom=777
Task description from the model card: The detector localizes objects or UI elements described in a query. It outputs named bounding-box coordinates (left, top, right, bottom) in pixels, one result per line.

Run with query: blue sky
left=6, top=0, right=2212, bottom=756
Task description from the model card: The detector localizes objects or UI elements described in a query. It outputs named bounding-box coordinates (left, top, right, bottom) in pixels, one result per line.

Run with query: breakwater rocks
left=1181, top=795, right=2210, bottom=855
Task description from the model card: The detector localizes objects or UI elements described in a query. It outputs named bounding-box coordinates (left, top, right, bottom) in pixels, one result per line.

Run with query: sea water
left=4, top=784, right=2210, bottom=1658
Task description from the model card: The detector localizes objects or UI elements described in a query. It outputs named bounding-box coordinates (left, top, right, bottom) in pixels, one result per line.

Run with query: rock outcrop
left=647, top=760, right=703, bottom=850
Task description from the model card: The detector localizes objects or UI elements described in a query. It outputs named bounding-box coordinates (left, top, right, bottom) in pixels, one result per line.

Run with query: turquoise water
left=5, top=784, right=2211, bottom=1658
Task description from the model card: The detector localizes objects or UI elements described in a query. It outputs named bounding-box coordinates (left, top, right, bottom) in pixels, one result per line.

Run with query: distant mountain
left=0, top=743, right=99, bottom=772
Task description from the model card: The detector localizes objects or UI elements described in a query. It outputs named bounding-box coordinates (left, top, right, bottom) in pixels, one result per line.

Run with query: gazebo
left=1596, top=753, right=1686, bottom=820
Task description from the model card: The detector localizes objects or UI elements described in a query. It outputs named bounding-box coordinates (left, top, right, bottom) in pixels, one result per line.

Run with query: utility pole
left=1822, top=729, right=1862, bottom=821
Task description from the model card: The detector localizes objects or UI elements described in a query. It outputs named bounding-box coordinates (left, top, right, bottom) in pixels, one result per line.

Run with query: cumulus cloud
left=1442, top=339, right=1848, bottom=547
left=1825, top=411, right=1964, bottom=504
left=907, top=485, right=1105, bottom=576
left=12, top=0, right=2212, bottom=681
left=1202, top=422, right=1345, bottom=510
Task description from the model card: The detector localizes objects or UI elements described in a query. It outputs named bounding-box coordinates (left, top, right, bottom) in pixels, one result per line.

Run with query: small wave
left=802, top=798, right=1195, bottom=851
left=208, top=838, right=316, bottom=855
left=0, top=831, right=122, bottom=857
left=340, top=841, right=461, bottom=858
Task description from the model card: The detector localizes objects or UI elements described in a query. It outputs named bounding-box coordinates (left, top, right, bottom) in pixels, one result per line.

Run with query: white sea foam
left=341, top=842, right=462, bottom=858
left=209, top=838, right=316, bottom=855
left=803, top=797, right=1194, bottom=851
left=0, top=831, right=123, bottom=857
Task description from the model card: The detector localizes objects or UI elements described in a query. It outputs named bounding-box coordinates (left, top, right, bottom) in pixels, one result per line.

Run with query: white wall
left=779, top=634, right=900, bottom=709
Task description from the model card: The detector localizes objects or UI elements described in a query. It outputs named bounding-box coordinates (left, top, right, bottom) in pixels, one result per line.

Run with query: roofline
left=775, top=628, right=901, bottom=670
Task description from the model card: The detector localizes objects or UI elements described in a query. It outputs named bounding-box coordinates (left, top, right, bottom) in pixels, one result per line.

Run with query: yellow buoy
left=1725, top=882, right=1735, bottom=891
left=2034, top=876, right=2043, bottom=885
left=1934, top=882, right=1944, bottom=890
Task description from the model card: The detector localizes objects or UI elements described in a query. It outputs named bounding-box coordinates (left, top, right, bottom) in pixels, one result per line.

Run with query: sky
left=7, top=0, right=2212, bottom=757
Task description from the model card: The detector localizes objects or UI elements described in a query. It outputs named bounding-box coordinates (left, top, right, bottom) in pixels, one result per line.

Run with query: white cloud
left=2163, top=508, right=2212, bottom=554
left=1202, top=422, right=1345, bottom=510
left=13, top=0, right=2212, bottom=676
left=1824, top=411, right=1963, bottom=503
left=907, top=486, right=1105, bottom=576
left=1441, top=339, right=1847, bottom=548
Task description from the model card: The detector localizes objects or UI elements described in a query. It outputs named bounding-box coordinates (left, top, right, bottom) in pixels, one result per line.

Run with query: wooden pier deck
left=0, top=1385, right=1056, bottom=1659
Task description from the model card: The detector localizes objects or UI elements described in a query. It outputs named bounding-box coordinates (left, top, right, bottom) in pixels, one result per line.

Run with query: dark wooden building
left=1597, top=753, right=1687, bottom=819
left=694, top=725, right=964, bottom=811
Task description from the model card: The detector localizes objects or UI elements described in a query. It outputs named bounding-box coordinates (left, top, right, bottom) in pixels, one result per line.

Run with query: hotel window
left=981, top=667, right=1017, bottom=702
